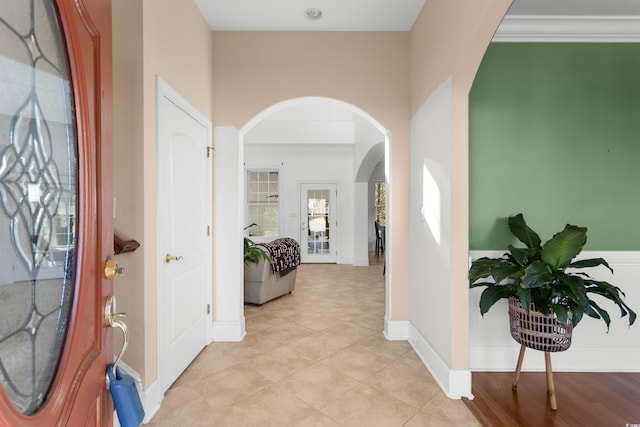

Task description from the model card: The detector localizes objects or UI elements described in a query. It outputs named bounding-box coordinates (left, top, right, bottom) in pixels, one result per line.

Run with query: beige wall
left=112, top=0, right=510, bottom=392
left=112, top=0, right=214, bottom=387
left=112, top=0, right=145, bottom=380
left=410, top=0, right=511, bottom=110
left=211, top=31, right=412, bottom=319
left=409, top=0, right=511, bottom=371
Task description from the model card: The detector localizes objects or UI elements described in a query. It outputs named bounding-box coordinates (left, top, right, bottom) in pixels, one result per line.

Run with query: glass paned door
left=300, top=183, right=336, bottom=263
left=0, top=0, right=78, bottom=415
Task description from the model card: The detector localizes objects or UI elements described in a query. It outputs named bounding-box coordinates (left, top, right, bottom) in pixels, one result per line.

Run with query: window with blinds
left=246, top=170, right=279, bottom=237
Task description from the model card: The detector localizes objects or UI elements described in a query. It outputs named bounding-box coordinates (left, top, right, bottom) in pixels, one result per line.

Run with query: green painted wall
left=469, top=43, right=640, bottom=251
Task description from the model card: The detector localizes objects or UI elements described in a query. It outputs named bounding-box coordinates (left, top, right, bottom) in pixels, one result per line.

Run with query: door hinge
left=207, top=225, right=211, bottom=236
left=206, top=146, right=214, bottom=158
left=207, top=304, right=210, bottom=315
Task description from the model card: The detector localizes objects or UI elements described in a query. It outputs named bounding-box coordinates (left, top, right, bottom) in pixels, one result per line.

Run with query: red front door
left=0, top=0, right=113, bottom=425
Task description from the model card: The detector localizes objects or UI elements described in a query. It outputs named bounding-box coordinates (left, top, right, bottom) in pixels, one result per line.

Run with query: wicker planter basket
left=508, top=296, right=573, bottom=353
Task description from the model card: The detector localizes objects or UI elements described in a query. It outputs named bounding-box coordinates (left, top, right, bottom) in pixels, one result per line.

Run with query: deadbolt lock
left=104, top=259, right=125, bottom=279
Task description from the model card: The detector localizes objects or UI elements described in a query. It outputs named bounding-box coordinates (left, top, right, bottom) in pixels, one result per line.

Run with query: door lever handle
left=104, top=296, right=129, bottom=379
left=165, top=253, right=183, bottom=263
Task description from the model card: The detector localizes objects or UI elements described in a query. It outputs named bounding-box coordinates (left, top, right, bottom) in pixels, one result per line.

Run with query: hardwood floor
left=463, top=371, right=640, bottom=427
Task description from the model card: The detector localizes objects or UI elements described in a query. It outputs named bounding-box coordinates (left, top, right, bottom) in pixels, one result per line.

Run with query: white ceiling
left=195, top=0, right=640, bottom=32
left=194, top=0, right=425, bottom=31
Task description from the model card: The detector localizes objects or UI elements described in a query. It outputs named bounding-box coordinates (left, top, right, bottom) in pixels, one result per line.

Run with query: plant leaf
left=556, top=273, right=589, bottom=308
left=508, top=246, right=533, bottom=267
left=568, top=257, right=614, bottom=274
left=584, top=279, right=625, bottom=302
left=584, top=279, right=636, bottom=327
left=244, top=238, right=273, bottom=265
left=470, top=280, right=498, bottom=289
left=550, top=303, right=570, bottom=324
left=491, top=262, right=522, bottom=284
left=468, top=257, right=500, bottom=282
left=628, top=304, right=637, bottom=326
left=516, top=287, right=532, bottom=313
left=508, top=214, right=541, bottom=249
left=469, top=256, right=521, bottom=286
left=522, top=260, right=551, bottom=289
left=479, top=286, right=516, bottom=316
left=588, top=300, right=611, bottom=332
left=541, top=224, right=587, bottom=270
left=569, top=302, right=584, bottom=326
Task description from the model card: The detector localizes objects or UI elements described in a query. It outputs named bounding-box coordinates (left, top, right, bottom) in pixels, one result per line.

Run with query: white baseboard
left=211, top=319, right=246, bottom=342
left=140, top=380, right=163, bottom=424
left=383, top=317, right=410, bottom=340
left=116, top=361, right=163, bottom=424
left=352, top=256, right=369, bottom=267
left=448, top=370, right=473, bottom=400
left=409, top=323, right=472, bottom=399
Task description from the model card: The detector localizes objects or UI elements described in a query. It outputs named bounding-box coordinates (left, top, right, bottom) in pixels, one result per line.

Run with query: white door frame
left=155, top=76, right=213, bottom=394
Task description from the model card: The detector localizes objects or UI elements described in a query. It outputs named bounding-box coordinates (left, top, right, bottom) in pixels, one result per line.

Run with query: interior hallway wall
left=112, top=0, right=514, bottom=403
left=112, top=0, right=214, bottom=390
left=244, top=145, right=355, bottom=264
left=211, top=32, right=412, bottom=321
left=407, top=0, right=512, bottom=397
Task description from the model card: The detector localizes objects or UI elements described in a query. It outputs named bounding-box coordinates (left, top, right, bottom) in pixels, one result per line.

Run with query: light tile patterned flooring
left=147, top=254, right=479, bottom=426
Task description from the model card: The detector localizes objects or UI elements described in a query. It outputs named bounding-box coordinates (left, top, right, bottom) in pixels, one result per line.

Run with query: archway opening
left=240, top=96, right=392, bottom=329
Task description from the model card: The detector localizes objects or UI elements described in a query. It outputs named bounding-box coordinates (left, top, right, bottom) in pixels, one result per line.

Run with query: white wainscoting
left=469, top=251, right=640, bottom=372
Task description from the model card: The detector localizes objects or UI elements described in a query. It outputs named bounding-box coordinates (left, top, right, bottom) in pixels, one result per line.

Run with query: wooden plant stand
left=512, top=344, right=558, bottom=410
left=508, top=297, right=573, bottom=411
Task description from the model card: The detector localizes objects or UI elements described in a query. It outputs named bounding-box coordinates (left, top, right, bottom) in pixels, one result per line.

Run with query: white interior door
left=157, top=78, right=212, bottom=393
left=300, top=183, right=337, bottom=263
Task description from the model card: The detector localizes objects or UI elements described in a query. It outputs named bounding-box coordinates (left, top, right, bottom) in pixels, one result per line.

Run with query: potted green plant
left=469, top=213, right=636, bottom=410
left=469, top=213, right=636, bottom=331
left=243, top=224, right=272, bottom=265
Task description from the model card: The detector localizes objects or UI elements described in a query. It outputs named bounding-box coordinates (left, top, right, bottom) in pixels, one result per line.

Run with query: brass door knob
left=165, top=253, right=183, bottom=263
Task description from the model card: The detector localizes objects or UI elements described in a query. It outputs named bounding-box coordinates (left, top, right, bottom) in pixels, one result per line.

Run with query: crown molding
left=493, top=15, right=640, bottom=42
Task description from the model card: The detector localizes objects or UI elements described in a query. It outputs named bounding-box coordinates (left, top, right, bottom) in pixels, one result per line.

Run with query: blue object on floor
left=107, top=364, right=144, bottom=427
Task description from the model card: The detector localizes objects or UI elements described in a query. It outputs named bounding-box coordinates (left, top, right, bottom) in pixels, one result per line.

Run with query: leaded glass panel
left=0, top=0, right=78, bottom=415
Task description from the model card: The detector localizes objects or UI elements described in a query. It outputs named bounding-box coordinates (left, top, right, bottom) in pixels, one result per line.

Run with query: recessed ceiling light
left=304, top=8, right=323, bottom=21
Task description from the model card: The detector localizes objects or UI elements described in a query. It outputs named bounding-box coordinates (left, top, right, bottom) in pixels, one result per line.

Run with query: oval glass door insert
left=0, top=0, right=78, bottom=415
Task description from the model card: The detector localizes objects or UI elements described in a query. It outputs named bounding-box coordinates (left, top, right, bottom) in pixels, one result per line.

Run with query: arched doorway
left=211, top=97, right=395, bottom=341
left=242, top=98, right=388, bottom=263
left=241, top=96, right=391, bottom=321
